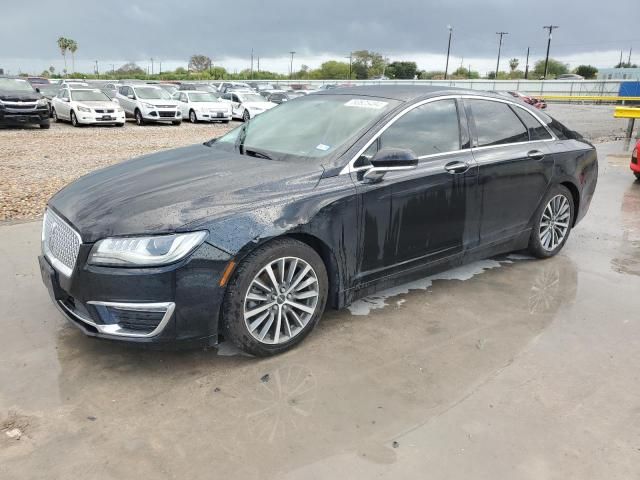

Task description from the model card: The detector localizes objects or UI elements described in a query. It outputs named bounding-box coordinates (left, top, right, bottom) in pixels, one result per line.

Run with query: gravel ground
left=0, top=103, right=633, bottom=222
left=0, top=120, right=237, bottom=221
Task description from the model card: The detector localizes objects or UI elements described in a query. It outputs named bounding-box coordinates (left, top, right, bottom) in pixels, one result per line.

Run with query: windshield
left=190, top=92, right=220, bottom=102
left=0, top=78, right=35, bottom=92
left=135, top=87, right=171, bottom=100
left=71, top=90, right=111, bottom=102
left=215, top=95, right=399, bottom=160
left=239, top=94, right=267, bottom=103
left=38, top=85, right=60, bottom=95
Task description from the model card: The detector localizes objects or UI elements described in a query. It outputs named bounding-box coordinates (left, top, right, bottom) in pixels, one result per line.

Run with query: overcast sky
left=1, top=0, right=638, bottom=75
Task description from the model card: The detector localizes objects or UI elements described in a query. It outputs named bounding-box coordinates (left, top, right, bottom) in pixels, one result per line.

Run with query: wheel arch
left=559, top=180, right=580, bottom=226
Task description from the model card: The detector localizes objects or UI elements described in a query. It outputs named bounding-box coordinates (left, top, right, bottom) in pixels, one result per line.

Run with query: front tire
left=222, top=238, right=328, bottom=356
left=189, top=110, right=197, bottom=123
left=635, top=172, right=640, bottom=181
left=135, top=109, right=145, bottom=126
left=242, top=109, right=250, bottom=122
left=172, top=120, right=182, bottom=126
left=52, top=108, right=59, bottom=123
left=39, top=123, right=50, bottom=129
left=70, top=111, right=80, bottom=127
left=528, top=184, right=574, bottom=258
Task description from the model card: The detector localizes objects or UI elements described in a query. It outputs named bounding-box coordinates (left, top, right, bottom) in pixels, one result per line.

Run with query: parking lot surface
left=0, top=104, right=630, bottom=222
left=1, top=141, right=639, bottom=479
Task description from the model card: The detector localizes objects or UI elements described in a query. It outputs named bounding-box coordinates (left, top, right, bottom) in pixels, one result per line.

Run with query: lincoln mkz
left=39, top=86, right=598, bottom=355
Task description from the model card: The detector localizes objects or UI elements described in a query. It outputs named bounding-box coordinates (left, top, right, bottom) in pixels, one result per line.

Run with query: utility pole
left=150, top=58, right=154, bottom=75
left=257, top=56, right=260, bottom=74
left=345, top=52, right=353, bottom=79
left=524, top=47, right=530, bottom=79
left=495, top=32, right=508, bottom=79
left=628, top=47, right=633, bottom=66
left=94, top=60, right=99, bottom=76
left=159, top=61, right=162, bottom=75
left=444, top=25, right=453, bottom=80
left=543, top=25, right=559, bottom=79
left=619, top=50, right=623, bottom=67
left=289, top=51, right=296, bottom=79
left=250, top=49, right=254, bottom=79
left=468, top=64, right=471, bottom=79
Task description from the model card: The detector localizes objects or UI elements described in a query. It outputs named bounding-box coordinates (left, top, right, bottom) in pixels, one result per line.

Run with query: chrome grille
left=42, top=209, right=81, bottom=277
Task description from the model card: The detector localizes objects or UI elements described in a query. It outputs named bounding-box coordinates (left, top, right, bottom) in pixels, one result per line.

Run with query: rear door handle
left=527, top=149, right=545, bottom=160
left=444, top=161, right=470, bottom=174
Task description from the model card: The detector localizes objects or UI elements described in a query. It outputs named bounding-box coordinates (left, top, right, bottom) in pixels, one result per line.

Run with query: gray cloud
left=2, top=0, right=638, bottom=66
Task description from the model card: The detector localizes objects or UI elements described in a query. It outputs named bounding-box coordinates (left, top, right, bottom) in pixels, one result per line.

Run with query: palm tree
left=508, top=58, right=519, bottom=73
left=68, top=39, right=78, bottom=74
left=57, top=37, right=69, bottom=73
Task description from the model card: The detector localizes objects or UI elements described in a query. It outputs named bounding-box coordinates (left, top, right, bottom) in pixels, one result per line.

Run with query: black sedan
left=39, top=86, right=598, bottom=355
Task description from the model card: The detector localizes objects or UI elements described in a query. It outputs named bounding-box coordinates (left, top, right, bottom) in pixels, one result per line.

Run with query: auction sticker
left=344, top=99, right=388, bottom=109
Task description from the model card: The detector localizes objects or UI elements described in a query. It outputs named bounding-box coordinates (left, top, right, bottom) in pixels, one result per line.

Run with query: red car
left=632, top=140, right=640, bottom=180
left=506, top=91, right=547, bottom=109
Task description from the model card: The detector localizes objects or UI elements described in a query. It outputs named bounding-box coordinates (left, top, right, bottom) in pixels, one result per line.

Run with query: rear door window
left=468, top=99, right=529, bottom=147
left=512, top=107, right=553, bottom=141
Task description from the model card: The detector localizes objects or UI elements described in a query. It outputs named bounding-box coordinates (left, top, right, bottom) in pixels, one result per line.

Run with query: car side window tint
left=468, top=99, right=529, bottom=147
left=512, top=107, right=552, bottom=141
left=377, top=100, right=461, bottom=157
left=232, top=94, right=239, bottom=103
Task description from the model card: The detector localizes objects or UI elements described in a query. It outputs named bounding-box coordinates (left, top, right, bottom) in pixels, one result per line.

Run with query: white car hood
left=140, top=99, right=178, bottom=107
left=193, top=102, right=230, bottom=110
left=80, top=101, right=121, bottom=109
left=243, top=102, right=276, bottom=110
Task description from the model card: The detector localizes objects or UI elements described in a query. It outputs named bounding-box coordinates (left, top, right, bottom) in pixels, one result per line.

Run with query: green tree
left=311, top=60, right=350, bottom=79
left=452, top=66, right=480, bottom=79
left=57, top=37, right=70, bottom=73
left=508, top=58, right=519, bottom=73
left=116, top=62, right=145, bottom=77
left=188, top=54, right=212, bottom=73
left=533, top=58, right=568, bottom=78
left=386, top=61, right=418, bottom=79
left=67, top=39, right=78, bottom=73
left=420, top=70, right=445, bottom=80
left=614, top=61, right=638, bottom=68
left=574, top=65, right=598, bottom=79
left=48, top=65, right=55, bottom=76
left=351, top=50, right=386, bottom=79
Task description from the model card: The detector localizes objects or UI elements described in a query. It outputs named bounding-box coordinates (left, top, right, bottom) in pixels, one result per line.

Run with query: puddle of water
left=348, top=259, right=507, bottom=316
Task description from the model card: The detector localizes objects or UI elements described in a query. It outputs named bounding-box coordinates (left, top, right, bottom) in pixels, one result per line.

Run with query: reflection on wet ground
left=1, top=142, right=639, bottom=479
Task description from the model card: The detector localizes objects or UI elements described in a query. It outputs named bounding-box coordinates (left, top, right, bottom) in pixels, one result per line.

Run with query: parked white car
left=220, top=92, right=277, bottom=121
left=51, top=88, right=125, bottom=127
left=115, top=84, right=181, bottom=126
left=174, top=91, right=232, bottom=123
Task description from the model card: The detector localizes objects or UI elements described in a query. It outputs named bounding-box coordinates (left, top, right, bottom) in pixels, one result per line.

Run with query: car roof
left=314, top=85, right=497, bottom=102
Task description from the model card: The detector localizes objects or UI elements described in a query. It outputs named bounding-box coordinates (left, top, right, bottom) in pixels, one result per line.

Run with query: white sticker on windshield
left=344, top=99, right=388, bottom=109
left=316, top=144, right=331, bottom=151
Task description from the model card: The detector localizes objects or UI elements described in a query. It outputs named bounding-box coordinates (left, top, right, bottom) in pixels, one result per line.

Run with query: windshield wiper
left=245, top=149, right=272, bottom=160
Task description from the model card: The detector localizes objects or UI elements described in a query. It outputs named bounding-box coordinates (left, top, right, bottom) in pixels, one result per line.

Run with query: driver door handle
left=444, top=161, right=470, bottom=174
left=526, top=149, right=545, bottom=160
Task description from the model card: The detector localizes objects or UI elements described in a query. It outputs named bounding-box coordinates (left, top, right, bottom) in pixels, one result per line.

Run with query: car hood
left=0, top=90, right=41, bottom=102
left=48, top=144, right=323, bottom=244
left=193, top=102, right=229, bottom=109
left=78, top=100, right=120, bottom=109
left=244, top=101, right=276, bottom=109
left=141, top=98, right=178, bottom=106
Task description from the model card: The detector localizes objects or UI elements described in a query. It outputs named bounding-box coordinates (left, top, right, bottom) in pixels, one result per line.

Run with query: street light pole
left=289, top=51, right=296, bottom=79
left=495, top=32, right=508, bottom=79
left=444, top=25, right=453, bottom=80
left=543, top=25, right=559, bottom=79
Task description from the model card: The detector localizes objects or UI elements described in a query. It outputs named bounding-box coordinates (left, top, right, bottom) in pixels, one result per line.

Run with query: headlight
left=77, top=105, right=91, bottom=112
left=37, top=98, right=48, bottom=107
left=88, top=232, right=207, bottom=267
left=141, top=102, right=155, bottom=109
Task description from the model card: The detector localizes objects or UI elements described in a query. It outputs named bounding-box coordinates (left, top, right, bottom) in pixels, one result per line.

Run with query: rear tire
left=635, top=172, right=640, bottom=181
left=528, top=184, right=574, bottom=259
left=222, top=238, right=328, bottom=357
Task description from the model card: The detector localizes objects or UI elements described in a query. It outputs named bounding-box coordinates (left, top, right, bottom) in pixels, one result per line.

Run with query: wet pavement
left=1, top=142, right=639, bottom=479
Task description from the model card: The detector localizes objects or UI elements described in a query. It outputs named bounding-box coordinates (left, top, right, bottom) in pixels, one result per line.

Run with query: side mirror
left=127, top=94, right=135, bottom=99
left=362, top=148, right=418, bottom=183
left=36, top=87, right=41, bottom=93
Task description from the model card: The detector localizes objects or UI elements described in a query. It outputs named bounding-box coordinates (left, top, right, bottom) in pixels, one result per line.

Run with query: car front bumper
left=142, top=109, right=181, bottom=122
left=196, top=110, right=231, bottom=121
left=77, top=111, right=126, bottom=124
left=0, top=107, right=49, bottom=126
left=39, top=240, right=232, bottom=348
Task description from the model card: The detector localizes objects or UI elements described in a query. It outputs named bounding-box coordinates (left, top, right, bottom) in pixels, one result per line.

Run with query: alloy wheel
left=243, top=256, right=319, bottom=345
left=71, top=112, right=78, bottom=127
left=539, top=194, right=570, bottom=251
